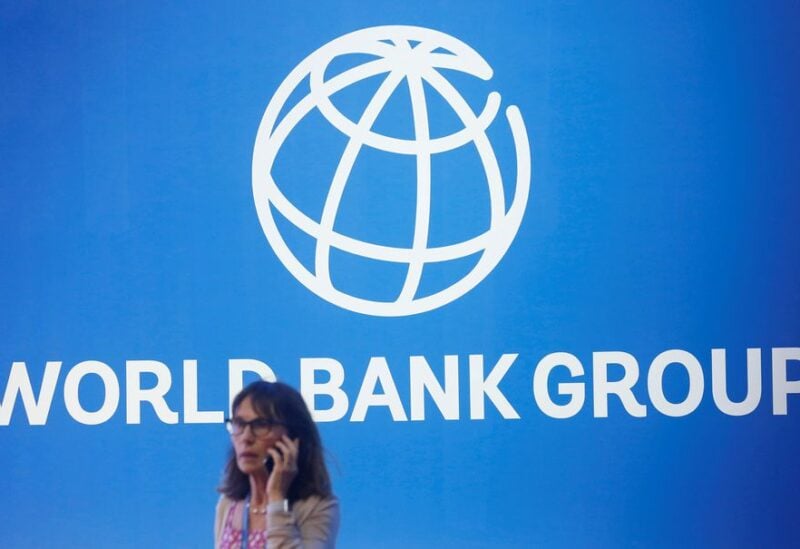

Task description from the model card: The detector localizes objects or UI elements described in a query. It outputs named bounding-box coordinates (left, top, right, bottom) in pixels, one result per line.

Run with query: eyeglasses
left=225, top=417, right=285, bottom=437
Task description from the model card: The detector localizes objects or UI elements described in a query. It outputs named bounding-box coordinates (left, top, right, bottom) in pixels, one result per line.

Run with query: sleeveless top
left=219, top=500, right=268, bottom=549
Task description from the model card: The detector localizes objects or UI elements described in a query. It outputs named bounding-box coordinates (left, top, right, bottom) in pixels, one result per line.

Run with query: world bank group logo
left=252, top=25, right=531, bottom=317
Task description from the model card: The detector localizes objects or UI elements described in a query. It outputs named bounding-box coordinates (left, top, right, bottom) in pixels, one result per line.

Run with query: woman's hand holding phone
left=265, top=435, right=300, bottom=502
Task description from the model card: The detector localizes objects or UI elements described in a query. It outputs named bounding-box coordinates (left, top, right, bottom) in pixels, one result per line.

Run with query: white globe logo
left=252, top=25, right=531, bottom=317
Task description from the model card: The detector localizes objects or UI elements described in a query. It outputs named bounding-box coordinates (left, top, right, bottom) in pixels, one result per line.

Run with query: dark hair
left=218, top=381, right=332, bottom=503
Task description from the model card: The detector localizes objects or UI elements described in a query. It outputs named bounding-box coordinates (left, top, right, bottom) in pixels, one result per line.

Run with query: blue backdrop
left=1, top=1, right=799, bottom=547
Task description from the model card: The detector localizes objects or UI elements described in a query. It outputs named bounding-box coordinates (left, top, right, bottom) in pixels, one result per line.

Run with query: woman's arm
left=267, top=495, right=340, bottom=549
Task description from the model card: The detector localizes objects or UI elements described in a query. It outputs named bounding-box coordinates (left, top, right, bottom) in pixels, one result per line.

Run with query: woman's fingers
left=274, top=438, right=298, bottom=471
left=265, top=437, right=300, bottom=500
left=286, top=436, right=300, bottom=464
left=269, top=437, right=299, bottom=470
left=267, top=447, right=283, bottom=469
left=288, top=436, right=300, bottom=456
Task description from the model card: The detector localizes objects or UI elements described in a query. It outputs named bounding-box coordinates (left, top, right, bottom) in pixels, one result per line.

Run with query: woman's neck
left=249, top=471, right=268, bottom=507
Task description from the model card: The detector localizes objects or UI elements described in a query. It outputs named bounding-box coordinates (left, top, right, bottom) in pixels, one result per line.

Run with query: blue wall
left=1, top=1, right=799, bottom=547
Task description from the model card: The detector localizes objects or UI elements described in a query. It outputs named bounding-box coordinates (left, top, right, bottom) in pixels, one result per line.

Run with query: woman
left=215, top=381, right=339, bottom=548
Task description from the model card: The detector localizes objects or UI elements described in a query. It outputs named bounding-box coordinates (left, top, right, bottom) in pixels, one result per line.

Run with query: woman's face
left=231, top=396, right=288, bottom=476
